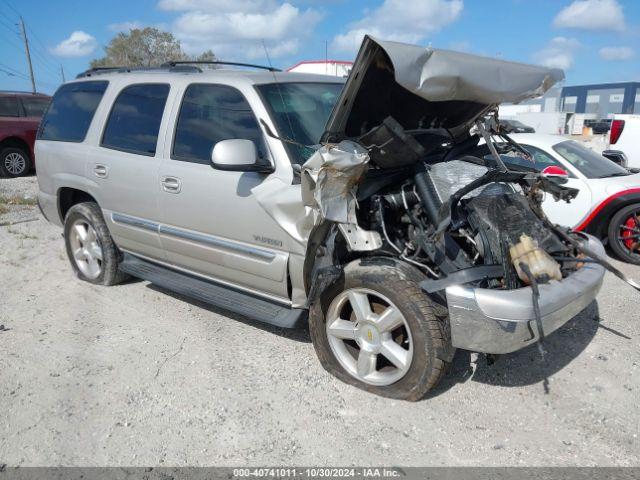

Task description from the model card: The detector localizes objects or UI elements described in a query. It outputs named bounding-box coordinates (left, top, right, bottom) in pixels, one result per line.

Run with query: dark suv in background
left=0, top=91, right=51, bottom=177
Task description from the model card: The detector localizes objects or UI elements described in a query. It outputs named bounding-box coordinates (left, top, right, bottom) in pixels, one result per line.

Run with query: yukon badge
left=252, top=235, right=283, bottom=248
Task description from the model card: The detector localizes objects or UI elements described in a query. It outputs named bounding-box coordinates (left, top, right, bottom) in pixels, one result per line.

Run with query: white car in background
left=608, top=115, right=640, bottom=168
left=494, top=134, right=640, bottom=264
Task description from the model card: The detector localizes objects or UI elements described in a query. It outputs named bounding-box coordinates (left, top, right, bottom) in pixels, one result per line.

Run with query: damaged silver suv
left=38, top=37, right=623, bottom=400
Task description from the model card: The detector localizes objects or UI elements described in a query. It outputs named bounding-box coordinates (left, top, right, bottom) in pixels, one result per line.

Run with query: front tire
left=0, top=147, right=31, bottom=177
left=64, top=202, right=128, bottom=285
left=309, top=259, right=452, bottom=401
left=608, top=203, right=640, bottom=265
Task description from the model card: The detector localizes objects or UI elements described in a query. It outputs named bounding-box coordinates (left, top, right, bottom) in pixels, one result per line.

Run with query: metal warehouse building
left=516, top=81, right=640, bottom=116
left=499, top=81, right=640, bottom=135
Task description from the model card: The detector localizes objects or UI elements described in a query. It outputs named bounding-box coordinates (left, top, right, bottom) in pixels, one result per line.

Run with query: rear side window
left=38, top=81, right=108, bottom=142
left=22, top=97, right=50, bottom=117
left=172, top=83, right=267, bottom=164
left=0, top=96, right=21, bottom=117
left=102, top=84, right=170, bottom=156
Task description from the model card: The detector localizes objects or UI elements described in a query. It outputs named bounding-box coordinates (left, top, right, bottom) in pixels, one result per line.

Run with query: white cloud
left=332, top=0, right=463, bottom=54
left=553, top=0, right=625, bottom=31
left=50, top=31, right=97, bottom=57
left=108, top=21, right=144, bottom=32
left=533, top=37, right=580, bottom=70
left=599, top=46, right=635, bottom=60
left=158, top=0, right=267, bottom=12
left=166, top=0, right=322, bottom=59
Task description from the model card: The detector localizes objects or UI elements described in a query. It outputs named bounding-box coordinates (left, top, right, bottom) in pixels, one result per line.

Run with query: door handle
left=161, top=176, right=181, bottom=193
left=94, top=164, right=109, bottom=178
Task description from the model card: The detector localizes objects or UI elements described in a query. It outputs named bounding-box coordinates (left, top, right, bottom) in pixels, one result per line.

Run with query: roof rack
left=76, top=64, right=203, bottom=78
left=75, top=61, right=279, bottom=79
left=161, top=61, right=281, bottom=72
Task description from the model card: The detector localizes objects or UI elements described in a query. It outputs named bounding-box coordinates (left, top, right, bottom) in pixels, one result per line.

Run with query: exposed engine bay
left=298, top=35, right=640, bottom=310
left=303, top=113, right=588, bottom=300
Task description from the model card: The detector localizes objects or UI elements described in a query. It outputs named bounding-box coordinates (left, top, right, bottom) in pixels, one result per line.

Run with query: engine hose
left=413, top=168, right=442, bottom=227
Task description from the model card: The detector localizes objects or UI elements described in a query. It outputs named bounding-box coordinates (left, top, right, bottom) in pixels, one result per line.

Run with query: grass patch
left=6, top=227, right=38, bottom=240
left=0, top=194, right=37, bottom=206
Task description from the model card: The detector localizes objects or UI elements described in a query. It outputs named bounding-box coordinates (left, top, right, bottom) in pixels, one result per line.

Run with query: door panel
left=88, top=82, right=170, bottom=261
left=89, top=147, right=165, bottom=261
left=542, top=177, right=592, bottom=228
left=157, top=82, right=291, bottom=300
left=157, top=160, right=290, bottom=299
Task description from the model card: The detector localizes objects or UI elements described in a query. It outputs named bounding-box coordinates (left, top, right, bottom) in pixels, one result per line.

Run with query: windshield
left=552, top=140, right=630, bottom=179
left=257, top=82, right=343, bottom=164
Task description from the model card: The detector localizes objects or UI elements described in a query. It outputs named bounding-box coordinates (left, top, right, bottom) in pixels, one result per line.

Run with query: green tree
left=90, top=28, right=216, bottom=68
left=195, top=50, right=217, bottom=62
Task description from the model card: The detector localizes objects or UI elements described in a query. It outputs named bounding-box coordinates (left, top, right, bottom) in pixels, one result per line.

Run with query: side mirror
left=602, top=149, right=628, bottom=168
left=541, top=165, right=569, bottom=183
left=211, top=139, right=273, bottom=173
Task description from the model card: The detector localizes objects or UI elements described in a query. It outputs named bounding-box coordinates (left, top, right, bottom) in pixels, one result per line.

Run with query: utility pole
left=19, top=16, right=36, bottom=93
left=60, top=65, right=66, bottom=83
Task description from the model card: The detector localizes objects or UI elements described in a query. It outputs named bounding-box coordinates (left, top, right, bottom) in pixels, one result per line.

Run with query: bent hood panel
left=322, top=36, right=564, bottom=143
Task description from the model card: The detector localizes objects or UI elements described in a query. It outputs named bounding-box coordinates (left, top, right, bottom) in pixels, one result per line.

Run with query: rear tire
left=64, top=202, right=128, bottom=285
left=309, top=258, right=452, bottom=401
left=0, top=147, right=31, bottom=177
left=608, top=203, right=640, bottom=265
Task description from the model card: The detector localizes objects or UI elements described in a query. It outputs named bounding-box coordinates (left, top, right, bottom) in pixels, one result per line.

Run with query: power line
left=0, top=0, right=21, bottom=17
left=0, top=0, right=65, bottom=87
left=0, top=28, right=23, bottom=51
left=0, top=15, right=17, bottom=32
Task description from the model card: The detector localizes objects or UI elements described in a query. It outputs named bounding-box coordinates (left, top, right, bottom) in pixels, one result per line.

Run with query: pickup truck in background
left=0, top=91, right=51, bottom=177
left=608, top=115, right=640, bottom=169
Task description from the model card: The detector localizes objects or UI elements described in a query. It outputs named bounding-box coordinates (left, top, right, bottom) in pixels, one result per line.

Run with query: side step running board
left=119, top=253, right=306, bottom=328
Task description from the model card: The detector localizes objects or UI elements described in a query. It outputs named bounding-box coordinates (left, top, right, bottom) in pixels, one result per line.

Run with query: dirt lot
left=1, top=176, right=639, bottom=466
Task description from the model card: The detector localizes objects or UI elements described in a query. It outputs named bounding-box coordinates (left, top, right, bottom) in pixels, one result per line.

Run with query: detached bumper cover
left=445, top=235, right=605, bottom=354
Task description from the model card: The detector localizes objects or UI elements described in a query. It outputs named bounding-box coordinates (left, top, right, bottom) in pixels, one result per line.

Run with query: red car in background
left=0, top=91, right=51, bottom=177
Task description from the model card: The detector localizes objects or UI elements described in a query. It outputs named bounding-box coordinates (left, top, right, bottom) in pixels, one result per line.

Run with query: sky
left=0, top=0, right=639, bottom=94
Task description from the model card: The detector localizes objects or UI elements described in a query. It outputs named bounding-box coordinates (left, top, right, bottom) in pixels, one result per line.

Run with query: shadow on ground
left=425, top=301, right=626, bottom=398
left=145, top=283, right=311, bottom=343
left=142, top=281, right=632, bottom=397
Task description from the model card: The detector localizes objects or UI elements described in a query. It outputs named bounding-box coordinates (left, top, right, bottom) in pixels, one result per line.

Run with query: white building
left=287, top=60, right=353, bottom=77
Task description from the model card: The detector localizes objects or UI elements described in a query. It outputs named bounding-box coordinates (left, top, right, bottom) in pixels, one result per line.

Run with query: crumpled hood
left=322, top=36, right=564, bottom=144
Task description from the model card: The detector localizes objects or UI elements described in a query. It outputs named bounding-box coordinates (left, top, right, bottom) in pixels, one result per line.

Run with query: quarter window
left=22, top=97, right=50, bottom=117
left=102, top=84, right=170, bottom=156
left=0, top=96, right=20, bottom=117
left=38, top=81, right=108, bottom=142
left=172, top=84, right=267, bottom=165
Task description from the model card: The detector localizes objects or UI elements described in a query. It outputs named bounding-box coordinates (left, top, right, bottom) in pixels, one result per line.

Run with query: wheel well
left=58, top=188, right=98, bottom=222
left=0, top=137, right=30, bottom=157
left=581, top=194, right=640, bottom=239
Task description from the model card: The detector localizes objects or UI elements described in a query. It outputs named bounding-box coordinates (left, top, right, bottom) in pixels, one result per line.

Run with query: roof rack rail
left=75, top=61, right=279, bottom=79
left=75, top=64, right=204, bottom=78
left=161, top=60, right=281, bottom=72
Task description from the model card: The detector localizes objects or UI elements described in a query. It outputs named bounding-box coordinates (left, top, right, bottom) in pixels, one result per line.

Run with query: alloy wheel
left=68, top=219, right=103, bottom=279
left=325, top=288, right=413, bottom=386
left=619, top=211, right=640, bottom=258
left=4, top=152, right=26, bottom=176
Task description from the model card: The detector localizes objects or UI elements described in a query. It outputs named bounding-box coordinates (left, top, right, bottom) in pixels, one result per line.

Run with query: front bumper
left=445, top=235, right=605, bottom=354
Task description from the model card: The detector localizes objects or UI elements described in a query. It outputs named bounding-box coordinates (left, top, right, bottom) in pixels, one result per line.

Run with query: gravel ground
left=1, top=176, right=639, bottom=466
